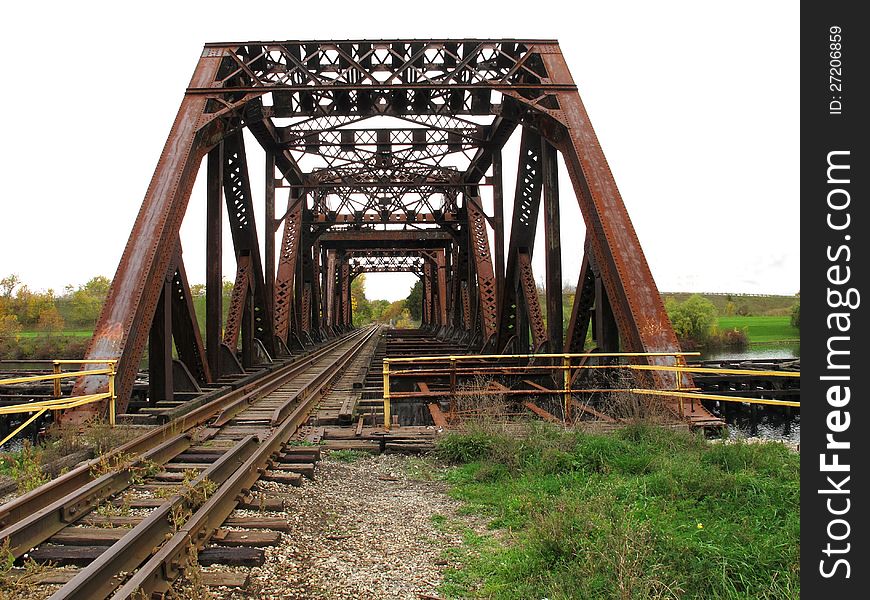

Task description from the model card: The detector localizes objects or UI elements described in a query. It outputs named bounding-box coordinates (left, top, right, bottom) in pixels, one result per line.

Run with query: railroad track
left=0, top=325, right=379, bottom=598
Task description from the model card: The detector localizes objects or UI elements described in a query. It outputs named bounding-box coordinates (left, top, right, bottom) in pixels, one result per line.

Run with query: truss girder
left=496, top=130, right=543, bottom=351
left=466, top=197, right=498, bottom=345
left=221, top=132, right=275, bottom=355
left=273, top=193, right=303, bottom=342
left=67, top=38, right=700, bottom=424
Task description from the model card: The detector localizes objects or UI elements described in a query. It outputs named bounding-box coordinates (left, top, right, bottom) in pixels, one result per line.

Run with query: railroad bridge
left=0, top=40, right=803, bottom=597
left=60, top=38, right=717, bottom=426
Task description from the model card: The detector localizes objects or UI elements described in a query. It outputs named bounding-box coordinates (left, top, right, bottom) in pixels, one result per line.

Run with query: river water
left=698, top=343, right=800, bottom=447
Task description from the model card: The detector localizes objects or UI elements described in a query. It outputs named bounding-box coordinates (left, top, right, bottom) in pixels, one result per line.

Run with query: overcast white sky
left=0, top=1, right=799, bottom=302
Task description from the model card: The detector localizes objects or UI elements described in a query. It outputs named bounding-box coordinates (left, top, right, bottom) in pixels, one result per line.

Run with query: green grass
left=17, top=330, right=93, bottom=339
left=435, top=423, right=799, bottom=599
left=326, top=449, right=367, bottom=463
left=716, top=316, right=799, bottom=344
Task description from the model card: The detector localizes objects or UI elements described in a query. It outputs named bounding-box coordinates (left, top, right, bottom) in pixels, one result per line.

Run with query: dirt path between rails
left=204, top=453, right=490, bottom=600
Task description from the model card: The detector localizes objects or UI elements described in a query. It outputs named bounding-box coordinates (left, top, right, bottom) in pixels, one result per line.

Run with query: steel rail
left=49, top=435, right=261, bottom=599
left=60, top=325, right=378, bottom=599
left=0, top=328, right=367, bottom=556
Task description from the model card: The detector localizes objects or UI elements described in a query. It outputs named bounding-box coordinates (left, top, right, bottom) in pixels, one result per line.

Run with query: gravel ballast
left=206, top=452, right=486, bottom=600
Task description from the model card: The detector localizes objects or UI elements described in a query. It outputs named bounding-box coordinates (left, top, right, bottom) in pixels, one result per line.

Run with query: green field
left=662, top=293, right=798, bottom=317
left=717, top=316, right=799, bottom=344
left=17, top=330, right=93, bottom=339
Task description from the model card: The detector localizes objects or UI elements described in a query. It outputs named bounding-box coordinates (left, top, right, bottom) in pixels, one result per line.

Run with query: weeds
left=165, top=544, right=209, bottom=600
left=90, top=452, right=159, bottom=484
left=327, top=449, right=365, bottom=463
left=0, top=441, right=50, bottom=493
left=437, top=423, right=800, bottom=599
left=0, top=421, right=143, bottom=495
left=0, top=538, right=57, bottom=600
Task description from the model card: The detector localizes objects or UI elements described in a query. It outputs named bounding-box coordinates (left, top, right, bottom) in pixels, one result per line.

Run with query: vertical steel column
left=542, top=139, right=563, bottom=352
left=436, top=250, right=448, bottom=326
left=241, top=286, right=254, bottom=368
left=264, top=151, right=276, bottom=321
left=496, top=129, right=543, bottom=351
left=423, top=262, right=433, bottom=326
left=148, top=280, right=173, bottom=403
left=594, top=277, right=620, bottom=352
left=169, top=252, right=211, bottom=385
left=340, top=259, right=351, bottom=327
left=325, top=250, right=336, bottom=327
left=492, top=149, right=505, bottom=322
left=565, top=247, right=596, bottom=352
left=206, top=145, right=223, bottom=379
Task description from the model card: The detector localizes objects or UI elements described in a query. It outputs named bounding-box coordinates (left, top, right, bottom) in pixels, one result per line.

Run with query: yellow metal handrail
left=381, top=352, right=799, bottom=429
left=0, top=360, right=117, bottom=448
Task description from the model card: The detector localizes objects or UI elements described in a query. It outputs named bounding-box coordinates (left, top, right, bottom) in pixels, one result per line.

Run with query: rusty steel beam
left=541, top=139, right=563, bottom=353
left=537, top=47, right=683, bottom=373
left=264, top=151, right=277, bottom=325
left=273, top=192, right=303, bottom=343
left=148, top=280, right=173, bottom=404
left=319, top=230, right=452, bottom=247
left=496, top=130, right=543, bottom=352
left=169, top=251, right=211, bottom=386
left=517, top=252, right=547, bottom=353
left=325, top=250, right=337, bottom=327
left=205, top=145, right=223, bottom=378
left=436, top=249, right=448, bottom=326
left=565, top=246, right=596, bottom=353
left=221, top=132, right=275, bottom=357
left=465, top=196, right=498, bottom=346
left=66, top=54, right=223, bottom=421
left=462, top=117, right=518, bottom=184
left=340, top=260, right=351, bottom=327
left=223, top=255, right=252, bottom=353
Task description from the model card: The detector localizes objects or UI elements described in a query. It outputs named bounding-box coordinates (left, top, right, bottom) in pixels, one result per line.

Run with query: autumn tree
left=405, top=280, right=423, bottom=322
left=65, top=276, right=111, bottom=326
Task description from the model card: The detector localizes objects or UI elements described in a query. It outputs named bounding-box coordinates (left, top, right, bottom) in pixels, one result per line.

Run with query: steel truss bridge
left=63, top=39, right=715, bottom=426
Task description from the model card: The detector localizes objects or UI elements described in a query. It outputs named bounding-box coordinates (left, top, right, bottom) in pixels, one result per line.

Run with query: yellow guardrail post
left=563, top=356, right=571, bottom=422
left=52, top=361, right=61, bottom=399
left=383, top=359, right=391, bottom=431
left=0, top=359, right=119, bottom=448
left=108, top=361, right=117, bottom=427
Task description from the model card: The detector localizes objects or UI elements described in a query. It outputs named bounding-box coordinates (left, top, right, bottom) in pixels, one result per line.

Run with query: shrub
left=665, top=294, right=717, bottom=345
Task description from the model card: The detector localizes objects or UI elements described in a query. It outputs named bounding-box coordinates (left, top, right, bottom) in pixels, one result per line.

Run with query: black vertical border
left=802, top=3, right=869, bottom=597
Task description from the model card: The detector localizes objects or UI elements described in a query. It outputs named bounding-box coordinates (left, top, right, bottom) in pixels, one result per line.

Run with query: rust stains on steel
left=64, top=39, right=715, bottom=426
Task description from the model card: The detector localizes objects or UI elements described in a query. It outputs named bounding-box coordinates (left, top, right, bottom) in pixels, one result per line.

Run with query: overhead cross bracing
left=62, top=39, right=717, bottom=428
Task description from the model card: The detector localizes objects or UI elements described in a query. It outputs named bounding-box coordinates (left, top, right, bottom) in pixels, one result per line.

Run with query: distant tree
left=66, top=276, right=111, bottom=326
left=378, top=300, right=406, bottom=323
left=395, top=308, right=415, bottom=328
left=406, top=280, right=423, bottom=322
left=37, top=306, right=65, bottom=336
left=0, top=274, right=20, bottom=298
left=791, top=300, right=800, bottom=329
left=351, top=275, right=372, bottom=325
left=368, top=299, right=391, bottom=322
left=0, top=313, right=22, bottom=358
